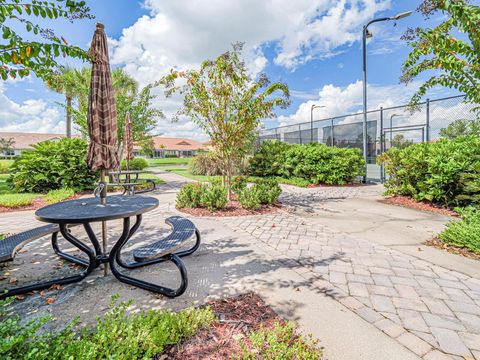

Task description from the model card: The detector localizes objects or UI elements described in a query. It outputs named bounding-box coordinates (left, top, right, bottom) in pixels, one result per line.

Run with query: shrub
left=231, top=176, right=247, bottom=194
left=176, top=182, right=228, bottom=211
left=190, top=152, right=223, bottom=176
left=379, top=136, right=480, bottom=207
left=44, top=188, right=75, bottom=204
left=0, top=160, right=12, bottom=174
left=254, top=178, right=282, bottom=205
left=438, top=207, right=480, bottom=254
left=283, top=143, right=364, bottom=185
left=240, top=321, right=321, bottom=359
left=176, top=183, right=204, bottom=208
left=0, top=193, right=38, bottom=208
left=249, top=140, right=291, bottom=177
left=199, top=184, right=228, bottom=211
left=121, top=157, right=149, bottom=170
left=8, top=138, right=97, bottom=193
left=0, top=296, right=214, bottom=360
left=238, top=186, right=261, bottom=210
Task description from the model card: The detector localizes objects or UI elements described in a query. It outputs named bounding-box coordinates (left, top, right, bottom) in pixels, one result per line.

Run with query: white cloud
left=276, top=80, right=423, bottom=127
left=0, top=82, right=66, bottom=134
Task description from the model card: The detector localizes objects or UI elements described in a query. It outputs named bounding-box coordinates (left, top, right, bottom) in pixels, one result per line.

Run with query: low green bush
left=254, top=178, right=282, bottom=205
left=438, top=208, right=480, bottom=254
left=231, top=176, right=247, bottom=194
left=238, top=186, right=261, bottom=210
left=199, top=184, right=228, bottom=211
left=249, top=141, right=364, bottom=185
left=121, top=157, right=149, bottom=170
left=8, top=138, right=97, bottom=193
left=249, top=140, right=292, bottom=177
left=379, top=136, right=480, bottom=207
left=44, top=188, right=75, bottom=204
left=0, top=296, right=214, bottom=359
left=176, top=183, right=204, bottom=208
left=0, top=160, right=12, bottom=174
left=176, top=182, right=228, bottom=211
left=240, top=321, right=322, bottom=359
left=0, top=193, right=38, bottom=208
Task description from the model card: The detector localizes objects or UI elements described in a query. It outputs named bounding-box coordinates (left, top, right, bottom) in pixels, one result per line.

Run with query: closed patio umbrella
left=86, top=23, right=119, bottom=275
left=123, top=112, right=134, bottom=170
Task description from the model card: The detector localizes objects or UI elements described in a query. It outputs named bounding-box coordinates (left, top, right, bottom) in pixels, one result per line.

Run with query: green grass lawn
left=147, top=157, right=193, bottom=167
left=137, top=172, right=166, bottom=184
left=166, top=168, right=310, bottom=187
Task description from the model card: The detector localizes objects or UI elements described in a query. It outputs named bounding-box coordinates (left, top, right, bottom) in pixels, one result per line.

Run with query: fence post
left=275, top=128, right=278, bottom=141
left=426, top=98, right=430, bottom=143
left=331, top=118, right=334, bottom=146
left=380, top=107, right=384, bottom=182
left=299, top=124, right=302, bottom=145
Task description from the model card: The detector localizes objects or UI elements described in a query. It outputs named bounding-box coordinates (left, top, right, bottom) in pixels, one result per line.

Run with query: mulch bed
left=380, top=195, right=458, bottom=217
left=425, top=237, right=480, bottom=261
left=178, top=201, right=282, bottom=217
left=164, top=293, right=287, bottom=359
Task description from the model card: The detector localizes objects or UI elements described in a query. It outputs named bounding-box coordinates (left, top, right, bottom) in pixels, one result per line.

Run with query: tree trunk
left=66, top=96, right=72, bottom=138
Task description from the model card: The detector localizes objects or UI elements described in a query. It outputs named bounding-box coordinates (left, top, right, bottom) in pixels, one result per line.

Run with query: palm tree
left=44, top=66, right=80, bottom=138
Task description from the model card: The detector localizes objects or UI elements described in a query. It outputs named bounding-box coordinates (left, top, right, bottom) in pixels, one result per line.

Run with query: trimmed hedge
left=121, top=157, right=149, bottom=170
left=379, top=136, right=480, bottom=207
left=249, top=141, right=365, bottom=185
left=8, top=138, right=97, bottom=193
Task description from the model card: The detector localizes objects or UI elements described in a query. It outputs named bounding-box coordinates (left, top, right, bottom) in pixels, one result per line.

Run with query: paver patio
left=1, top=170, right=480, bottom=359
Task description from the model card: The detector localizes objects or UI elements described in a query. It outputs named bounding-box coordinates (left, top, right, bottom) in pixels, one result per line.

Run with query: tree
left=440, top=118, right=480, bottom=139
left=44, top=66, right=80, bottom=137
left=50, top=67, right=163, bottom=154
left=0, top=0, right=93, bottom=81
left=0, top=137, right=14, bottom=157
left=391, top=134, right=414, bottom=149
left=159, top=43, right=290, bottom=198
left=401, top=0, right=480, bottom=113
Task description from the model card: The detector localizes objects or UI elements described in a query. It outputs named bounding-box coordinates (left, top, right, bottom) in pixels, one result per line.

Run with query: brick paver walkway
left=222, top=211, right=480, bottom=360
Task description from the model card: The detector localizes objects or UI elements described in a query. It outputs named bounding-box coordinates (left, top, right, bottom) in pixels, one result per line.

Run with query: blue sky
left=0, top=0, right=461, bottom=139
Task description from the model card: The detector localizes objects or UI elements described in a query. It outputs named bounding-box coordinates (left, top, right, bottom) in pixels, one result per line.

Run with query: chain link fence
left=257, top=95, right=478, bottom=182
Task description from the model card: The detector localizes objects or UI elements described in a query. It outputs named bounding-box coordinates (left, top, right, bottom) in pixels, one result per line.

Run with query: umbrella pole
left=100, top=169, right=108, bottom=276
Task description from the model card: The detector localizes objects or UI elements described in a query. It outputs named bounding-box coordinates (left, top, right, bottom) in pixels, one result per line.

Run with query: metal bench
left=0, top=224, right=89, bottom=299
left=113, top=216, right=201, bottom=298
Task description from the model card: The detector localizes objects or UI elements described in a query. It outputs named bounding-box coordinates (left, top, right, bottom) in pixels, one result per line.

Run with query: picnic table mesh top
left=35, top=195, right=159, bottom=224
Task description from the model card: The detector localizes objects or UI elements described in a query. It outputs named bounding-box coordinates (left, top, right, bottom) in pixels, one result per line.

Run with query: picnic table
left=108, top=170, right=155, bottom=195
left=0, top=195, right=201, bottom=299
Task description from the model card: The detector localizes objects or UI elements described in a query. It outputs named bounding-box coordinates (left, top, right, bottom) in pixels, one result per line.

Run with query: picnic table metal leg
left=0, top=225, right=97, bottom=299
left=109, top=216, right=188, bottom=298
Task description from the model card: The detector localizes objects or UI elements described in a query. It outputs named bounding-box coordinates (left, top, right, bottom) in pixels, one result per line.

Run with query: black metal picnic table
left=33, top=195, right=160, bottom=292
left=108, top=170, right=156, bottom=195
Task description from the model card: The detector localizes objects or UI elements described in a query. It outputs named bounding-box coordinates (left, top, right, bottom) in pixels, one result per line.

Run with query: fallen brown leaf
left=45, top=297, right=55, bottom=305
left=9, top=277, right=17, bottom=284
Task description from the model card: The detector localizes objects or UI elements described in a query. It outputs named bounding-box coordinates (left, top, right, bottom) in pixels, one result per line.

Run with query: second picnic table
left=109, top=170, right=156, bottom=195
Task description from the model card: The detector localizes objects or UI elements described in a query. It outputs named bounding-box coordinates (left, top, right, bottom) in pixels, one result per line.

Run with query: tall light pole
left=362, top=10, right=412, bottom=181
left=310, top=104, right=325, bottom=143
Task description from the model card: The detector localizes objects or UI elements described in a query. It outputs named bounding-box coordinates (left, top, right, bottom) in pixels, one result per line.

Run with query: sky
left=0, top=0, right=464, bottom=140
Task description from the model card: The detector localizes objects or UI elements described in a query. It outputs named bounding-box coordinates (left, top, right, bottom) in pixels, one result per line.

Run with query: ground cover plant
left=0, top=193, right=38, bottom=208
left=438, top=207, right=480, bottom=255
left=0, top=160, right=12, bottom=174
left=8, top=138, right=97, bottom=193
left=249, top=141, right=365, bottom=185
left=379, top=136, right=480, bottom=208
left=44, top=188, right=75, bottom=204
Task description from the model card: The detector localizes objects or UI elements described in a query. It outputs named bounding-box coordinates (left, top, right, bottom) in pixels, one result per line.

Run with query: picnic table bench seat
left=108, top=179, right=156, bottom=195
left=0, top=224, right=60, bottom=263
left=114, top=215, right=201, bottom=297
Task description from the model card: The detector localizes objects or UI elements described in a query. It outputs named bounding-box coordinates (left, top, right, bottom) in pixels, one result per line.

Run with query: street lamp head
left=365, top=28, right=373, bottom=39
left=391, top=11, right=413, bottom=20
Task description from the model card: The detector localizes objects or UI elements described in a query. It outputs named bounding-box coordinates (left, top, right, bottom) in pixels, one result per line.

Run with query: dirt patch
left=166, top=293, right=288, bottom=359
left=178, top=201, right=282, bottom=217
left=425, top=237, right=480, bottom=261
left=380, top=196, right=458, bottom=217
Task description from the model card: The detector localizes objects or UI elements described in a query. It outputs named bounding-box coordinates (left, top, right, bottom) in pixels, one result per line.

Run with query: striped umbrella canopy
left=123, top=112, right=134, bottom=165
left=86, top=23, right=119, bottom=175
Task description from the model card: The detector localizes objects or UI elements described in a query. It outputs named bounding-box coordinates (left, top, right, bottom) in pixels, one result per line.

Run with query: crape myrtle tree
left=401, top=0, right=480, bottom=113
left=0, top=0, right=93, bottom=81
left=159, top=42, right=290, bottom=199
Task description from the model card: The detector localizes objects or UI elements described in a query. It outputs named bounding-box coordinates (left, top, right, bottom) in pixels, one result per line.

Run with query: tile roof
left=135, top=137, right=206, bottom=151
left=0, top=132, right=69, bottom=150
